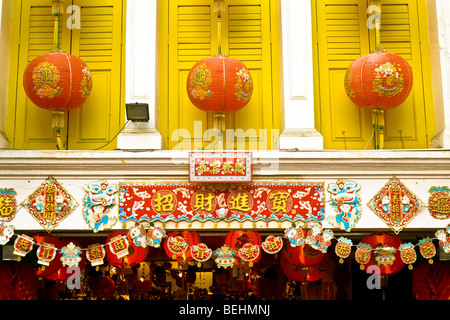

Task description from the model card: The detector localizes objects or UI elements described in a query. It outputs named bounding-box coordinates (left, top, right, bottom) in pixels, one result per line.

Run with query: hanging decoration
left=214, top=245, right=236, bottom=269
left=165, top=235, right=189, bottom=260
left=284, top=225, right=305, bottom=247
left=399, top=243, right=417, bottom=270
left=225, top=231, right=261, bottom=251
left=13, top=234, right=35, bottom=259
left=36, top=242, right=57, bottom=267
left=82, top=180, right=118, bottom=233
left=22, top=3, right=93, bottom=150
left=355, top=243, right=372, bottom=270
left=261, top=235, right=283, bottom=255
left=190, top=243, right=213, bottom=266
left=237, top=243, right=261, bottom=267
left=427, top=186, right=450, bottom=220
left=435, top=224, right=450, bottom=253
left=360, top=233, right=404, bottom=275
left=60, top=242, right=82, bottom=268
left=33, top=234, right=63, bottom=278
left=119, top=182, right=325, bottom=224
left=107, top=234, right=130, bottom=260
left=335, top=237, right=353, bottom=264
left=418, top=237, right=436, bottom=264
left=0, top=223, right=15, bottom=245
left=367, top=177, right=424, bottom=234
left=146, top=226, right=166, bottom=248
left=0, top=188, right=17, bottom=222
left=326, top=179, right=362, bottom=231
left=86, top=244, right=106, bottom=267
left=129, top=224, right=148, bottom=248
left=21, top=176, right=79, bottom=233
left=189, top=151, right=252, bottom=183
left=305, top=222, right=333, bottom=253
left=344, top=50, right=413, bottom=149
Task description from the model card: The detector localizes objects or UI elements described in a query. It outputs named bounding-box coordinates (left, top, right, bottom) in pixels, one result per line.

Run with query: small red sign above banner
left=189, top=152, right=252, bottom=183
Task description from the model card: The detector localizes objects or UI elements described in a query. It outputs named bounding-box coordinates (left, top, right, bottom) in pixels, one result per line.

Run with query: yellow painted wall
left=312, top=0, right=436, bottom=150
left=159, top=0, right=281, bottom=151
left=7, top=0, right=125, bottom=150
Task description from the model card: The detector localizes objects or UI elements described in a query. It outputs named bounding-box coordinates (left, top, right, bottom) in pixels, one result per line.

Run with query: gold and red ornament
left=355, top=243, right=372, bottom=270
left=305, top=222, right=334, bottom=253
left=399, top=243, right=417, bottom=270
left=418, top=237, right=436, bottom=264
left=190, top=243, right=213, bottom=266
left=13, top=234, right=35, bottom=259
left=335, top=237, right=353, bottom=264
left=46, top=239, right=86, bottom=282
left=344, top=50, right=413, bottom=150
left=33, top=233, right=63, bottom=278
left=225, top=230, right=261, bottom=252
left=280, top=246, right=329, bottom=283
left=237, top=243, right=261, bottom=267
left=164, top=231, right=200, bottom=262
left=428, top=186, right=450, bottom=220
left=0, top=223, right=14, bottom=245
left=105, top=231, right=148, bottom=268
left=23, top=51, right=93, bottom=127
left=86, top=244, right=106, bottom=267
left=36, top=242, right=57, bottom=267
left=214, top=245, right=236, bottom=269
left=21, top=176, right=79, bottom=233
left=0, top=188, right=17, bottom=223
left=187, top=55, right=253, bottom=114
left=435, top=224, right=450, bottom=254
left=261, top=235, right=283, bottom=254
left=367, top=176, right=424, bottom=234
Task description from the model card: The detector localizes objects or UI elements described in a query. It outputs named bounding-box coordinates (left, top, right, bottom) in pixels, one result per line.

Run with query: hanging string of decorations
left=22, top=0, right=93, bottom=150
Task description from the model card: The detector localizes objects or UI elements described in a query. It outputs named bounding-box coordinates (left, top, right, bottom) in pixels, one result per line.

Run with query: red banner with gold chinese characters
left=119, top=182, right=325, bottom=223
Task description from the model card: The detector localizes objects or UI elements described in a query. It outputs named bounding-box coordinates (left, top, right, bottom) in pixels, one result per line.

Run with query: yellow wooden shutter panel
left=68, top=0, right=124, bottom=150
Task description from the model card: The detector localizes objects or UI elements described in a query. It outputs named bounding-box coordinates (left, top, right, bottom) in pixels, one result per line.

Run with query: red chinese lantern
left=282, top=238, right=325, bottom=267
left=344, top=50, right=413, bottom=110
left=164, top=231, right=201, bottom=262
left=225, top=231, right=261, bottom=250
left=360, top=233, right=404, bottom=276
left=187, top=55, right=253, bottom=113
left=106, top=231, right=149, bottom=268
left=280, top=252, right=329, bottom=283
left=23, top=51, right=93, bottom=127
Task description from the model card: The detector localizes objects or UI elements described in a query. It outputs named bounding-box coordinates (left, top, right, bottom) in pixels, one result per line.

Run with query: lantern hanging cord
left=54, top=13, right=61, bottom=50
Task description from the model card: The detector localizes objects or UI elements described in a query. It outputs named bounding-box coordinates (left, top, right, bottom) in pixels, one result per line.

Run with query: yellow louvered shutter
left=12, top=0, right=71, bottom=149
left=161, top=0, right=280, bottom=150
left=8, top=0, right=124, bottom=150
left=68, top=0, right=125, bottom=150
left=313, top=0, right=435, bottom=149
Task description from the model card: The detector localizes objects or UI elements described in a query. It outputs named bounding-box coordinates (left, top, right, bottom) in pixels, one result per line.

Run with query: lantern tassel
left=372, top=109, right=384, bottom=150
left=52, top=111, right=65, bottom=128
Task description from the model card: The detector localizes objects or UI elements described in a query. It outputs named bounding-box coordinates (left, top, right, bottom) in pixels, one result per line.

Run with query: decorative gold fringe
left=52, top=0, right=64, bottom=15
left=52, top=111, right=65, bottom=128
left=213, top=0, right=225, bottom=13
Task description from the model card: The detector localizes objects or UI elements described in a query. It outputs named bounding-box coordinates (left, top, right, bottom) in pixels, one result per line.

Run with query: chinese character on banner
left=261, top=236, right=283, bottom=254
left=367, top=177, right=424, bottom=234
left=327, top=179, right=362, bottom=232
left=237, top=243, right=261, bottom=267
left=190, top=243, right=213, bottom=266
left=82, top=180, right=118, bottom=233
left=418, top=237, right=436, bottom=264
left=335, top=237, right=353, bottom=264
left=191, top=190, right=217, bottom=217
left=86, top=244, right=106, bottom=267
left=36, top=243, right=57, bottom=267
left=428, top=186, right=450, bottom=220
left=151, top=190, right=177, bottom=216
left=227, top=190, right=253, bottom=216
left=0, top=188, right=17, bottom=223
left=21, top=177, right=79, bottom=233
left=189, top=152, right=252, bottom=183
left=355, top=243, right=372, bottom=270
left=0, top=223, right=14, bottom=245
left=399, top=243, right=417, bottom=270
left=60, top=242, right=82, bottom=268
left=108, top=235, right=129, bottom=259
left=13, top=234, right=34, bottom=259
